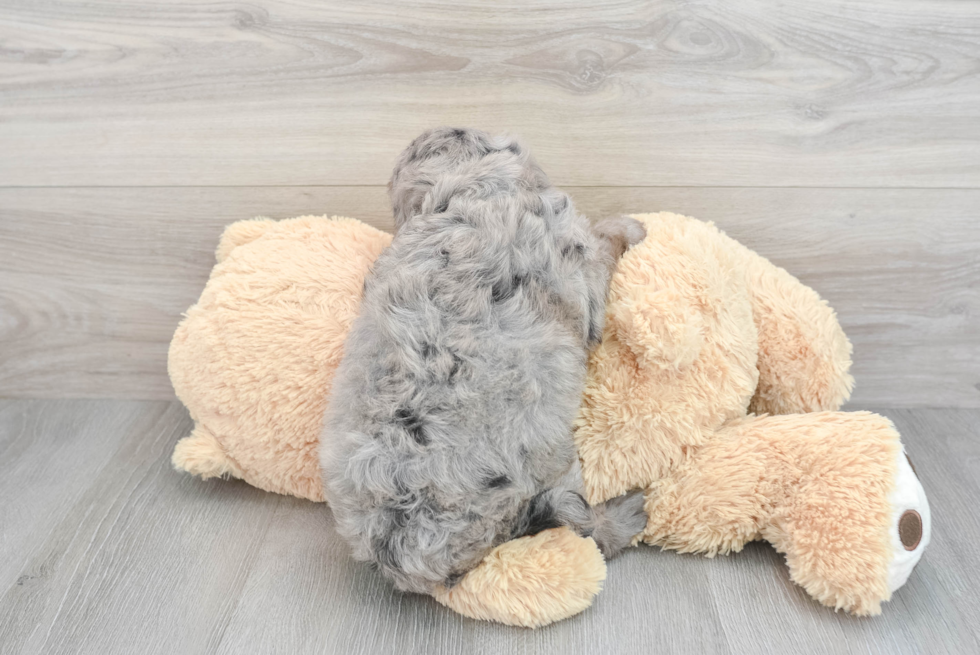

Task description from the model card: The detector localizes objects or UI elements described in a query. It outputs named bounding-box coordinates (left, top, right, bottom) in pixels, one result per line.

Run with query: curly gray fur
left=321, top=127, right=647, bottom=595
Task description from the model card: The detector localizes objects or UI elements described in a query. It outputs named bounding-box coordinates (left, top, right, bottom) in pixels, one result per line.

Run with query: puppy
left=321, top=127, right=647, bottom=594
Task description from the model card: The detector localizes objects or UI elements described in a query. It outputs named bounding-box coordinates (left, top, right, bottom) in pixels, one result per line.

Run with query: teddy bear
left=169, top=212, right=930, bottom=628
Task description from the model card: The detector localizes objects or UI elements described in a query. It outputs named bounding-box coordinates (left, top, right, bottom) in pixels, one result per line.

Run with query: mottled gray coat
left=321, top=127, right=646, bottom=594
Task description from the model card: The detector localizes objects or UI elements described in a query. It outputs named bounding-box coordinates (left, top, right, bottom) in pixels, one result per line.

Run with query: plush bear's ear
left=610, top=286, right=704, bottom=372
left=215, top=218, right=277, bottom=263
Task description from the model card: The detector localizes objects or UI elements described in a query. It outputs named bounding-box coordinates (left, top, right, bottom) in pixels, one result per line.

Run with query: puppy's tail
left=511, top=488, right=647, bottom=559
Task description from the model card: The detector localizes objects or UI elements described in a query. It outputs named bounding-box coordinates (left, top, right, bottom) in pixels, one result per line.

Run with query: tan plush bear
left=169, top=213, right=930, bottom=628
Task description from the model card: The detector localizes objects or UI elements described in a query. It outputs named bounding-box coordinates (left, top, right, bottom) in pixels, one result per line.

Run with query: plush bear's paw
left=432, top=527, right=606, bottom=628
left=593, top=216, right=647, bottom=259
left=591, top=489, right=648, bottom=559
left=887, top=448, right=931, bottom=593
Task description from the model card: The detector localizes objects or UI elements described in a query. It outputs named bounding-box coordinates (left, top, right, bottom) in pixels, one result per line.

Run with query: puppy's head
left=388, top=127, right=547, bottom=230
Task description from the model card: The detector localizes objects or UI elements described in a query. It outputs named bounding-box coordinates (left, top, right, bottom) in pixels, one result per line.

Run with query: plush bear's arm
left=733, top=244, right=854, bottom=414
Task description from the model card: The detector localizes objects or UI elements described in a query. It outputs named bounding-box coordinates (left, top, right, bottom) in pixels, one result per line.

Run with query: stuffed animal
left=169, top=212, right=930, bottom=627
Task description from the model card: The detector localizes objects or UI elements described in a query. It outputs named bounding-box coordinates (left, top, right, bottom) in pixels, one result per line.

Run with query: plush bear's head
left=169, top=216, right=392, bottom=501
left=575, top=213, right=762, bottom=504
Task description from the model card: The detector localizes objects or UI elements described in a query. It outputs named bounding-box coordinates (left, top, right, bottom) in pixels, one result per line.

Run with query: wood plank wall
left=1, top=1, right=978, bottom=406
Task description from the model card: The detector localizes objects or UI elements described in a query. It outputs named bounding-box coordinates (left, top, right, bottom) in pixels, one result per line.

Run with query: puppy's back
left=322, top=128, right=603, bottom=593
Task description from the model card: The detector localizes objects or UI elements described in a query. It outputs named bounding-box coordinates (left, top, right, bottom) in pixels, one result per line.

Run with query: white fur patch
left=887, top=448, right=931, bottom=593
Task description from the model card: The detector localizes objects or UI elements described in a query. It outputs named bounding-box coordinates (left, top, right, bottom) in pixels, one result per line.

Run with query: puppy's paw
left=590, top=489, right=648, bottom=559
left=606, top=489, right=649, bottom=539
left=593, top=216, right=647, bottom=259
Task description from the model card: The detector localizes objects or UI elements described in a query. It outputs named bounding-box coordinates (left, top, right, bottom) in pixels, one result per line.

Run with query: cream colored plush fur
left=170, top=216, right=391, bottom=502
left=170, top=212, right=923, bottom=626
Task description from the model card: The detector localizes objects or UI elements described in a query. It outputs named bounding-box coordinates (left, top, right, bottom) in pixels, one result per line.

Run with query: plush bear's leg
left=730, top=243, right=854, bottom=414
left=172, top=424, right=244, bottom=480
left=885, top=448, right=931, bottom=592
left=644, top=412, right=923, bottom=615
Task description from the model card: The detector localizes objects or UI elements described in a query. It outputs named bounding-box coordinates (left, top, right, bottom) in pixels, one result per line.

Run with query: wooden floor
left=2, top=1, right=979, bottom=653
left=0, top=400, right=977, bottom=654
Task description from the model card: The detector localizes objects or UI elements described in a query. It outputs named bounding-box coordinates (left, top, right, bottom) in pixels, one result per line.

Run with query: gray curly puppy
left=321, top=127, right=647, bottom=595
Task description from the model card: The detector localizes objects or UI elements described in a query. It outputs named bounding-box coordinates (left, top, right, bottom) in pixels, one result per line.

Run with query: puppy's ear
left=388, top=160, right=430, bottom=231
left=389, top=130, right=436, bottom=230
left=592, top=215, right=647, bottom=259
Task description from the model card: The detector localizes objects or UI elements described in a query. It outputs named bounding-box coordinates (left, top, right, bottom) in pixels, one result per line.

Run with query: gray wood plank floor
left=1, top=399, right=977, bottom=654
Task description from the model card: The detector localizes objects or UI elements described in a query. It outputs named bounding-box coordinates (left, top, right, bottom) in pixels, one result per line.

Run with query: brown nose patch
left=899, top=510, right=923, bottom=551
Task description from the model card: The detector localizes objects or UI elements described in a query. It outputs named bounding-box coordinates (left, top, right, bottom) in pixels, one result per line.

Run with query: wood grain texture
left=1, top=0, right=979, bottom=187
left=0, top=400, right=977, bottom=654
left=1, top=186, right=977, bottom=406
left=1, top=1, right=976, bottom=650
